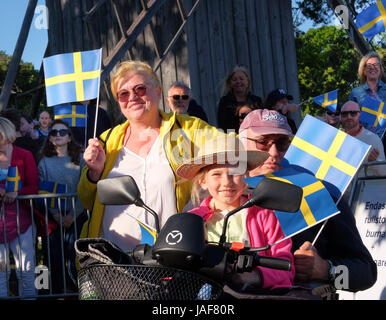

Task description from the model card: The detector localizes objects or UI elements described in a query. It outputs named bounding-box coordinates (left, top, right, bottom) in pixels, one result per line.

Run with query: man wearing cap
left=264, top=88, right=298, bottom=134
left=239, top=109, right=377, bottom=293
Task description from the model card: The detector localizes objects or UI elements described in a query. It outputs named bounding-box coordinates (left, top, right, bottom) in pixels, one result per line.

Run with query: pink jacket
left=189, top=196, right=295, bottom=289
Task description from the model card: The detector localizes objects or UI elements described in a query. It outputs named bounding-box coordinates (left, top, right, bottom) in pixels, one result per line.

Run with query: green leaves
left=296, top=26, right=360, bottom=117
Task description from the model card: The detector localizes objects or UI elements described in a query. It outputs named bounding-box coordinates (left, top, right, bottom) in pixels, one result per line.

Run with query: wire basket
left=78, top=264, right=223, bottom=300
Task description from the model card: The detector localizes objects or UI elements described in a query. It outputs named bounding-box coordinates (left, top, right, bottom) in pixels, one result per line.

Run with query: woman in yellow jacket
left=78, top=61, right=222, bottom=252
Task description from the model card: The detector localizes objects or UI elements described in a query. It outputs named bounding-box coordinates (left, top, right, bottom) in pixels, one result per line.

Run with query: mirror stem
left=219, top=199, right=253, bottom=245
left=135, top=199, right=161, bottom=233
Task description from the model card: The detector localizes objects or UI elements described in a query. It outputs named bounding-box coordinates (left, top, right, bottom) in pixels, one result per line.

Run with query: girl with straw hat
left=176, top=135, right=295, bottom=291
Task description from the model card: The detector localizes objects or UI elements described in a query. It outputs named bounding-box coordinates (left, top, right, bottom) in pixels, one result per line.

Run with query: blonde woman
left=349, top=51, right=386, bottom=139
left=78, top=60, right=221, bottom=252
left=0, top=117, right=39, bottom=297
left=217, top=65, right=262, bottom=131
left=349, top=51, right=385, bottom=107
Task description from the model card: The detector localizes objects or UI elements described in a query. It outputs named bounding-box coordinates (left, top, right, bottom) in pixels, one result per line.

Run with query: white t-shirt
left=101, top=135, right=177, bottom=252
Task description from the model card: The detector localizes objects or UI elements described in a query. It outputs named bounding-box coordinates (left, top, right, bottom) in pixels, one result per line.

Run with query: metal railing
left=0, top=192, right=90, bottom=300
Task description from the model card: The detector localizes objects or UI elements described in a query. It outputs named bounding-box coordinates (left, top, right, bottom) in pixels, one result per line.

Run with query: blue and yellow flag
left=356, top=0, right=386, bottom=41
left=125, top=212, right=157, bottom=245
left=137, top=220, right=157, bottom=245
left=54, top=104, right=87, bottom=127
left=37, top=180, right=67, bottom=209
left=43, top=48, right=102, bottom=106
left=360, top=96, right=386, bottom=131
left=5, top=167, right=22, bottom=192
left=312, top=90, right=338, bottom=112
left=244, top=167, right=340, bottom=239
left=282, top=115, right=371, bottom=201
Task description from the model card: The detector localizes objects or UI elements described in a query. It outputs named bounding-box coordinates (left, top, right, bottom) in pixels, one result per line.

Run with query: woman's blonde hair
left=358, top=51, right=385, bottom=84
left=221, top=65, right=251, bottom=96
left=0, top=117, right=16, bottom=144
left=110, top=60, right=161, bottom=100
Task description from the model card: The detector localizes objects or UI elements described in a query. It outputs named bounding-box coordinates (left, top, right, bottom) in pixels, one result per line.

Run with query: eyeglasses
left=365, top=63, right=380, bottom=69
left=171, top=95, right=189, bottom=101
left=326, top=111, right=340, bottom=116
left=238, top=112, right=250, bottom=120
left=117, top=84, right=147, bottom=102
left=49, top=129, right=69, bottom=137
left=341, top=111, right=360, bottom=117
left=245, top=137, right=291, bottom=152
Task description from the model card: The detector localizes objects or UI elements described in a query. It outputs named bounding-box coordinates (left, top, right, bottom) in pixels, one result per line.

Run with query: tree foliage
left=295, top=26, right=361, bottom=117
left=0, top=50, right=39, bottom=113
left=294, top=0, right=370, bottom=26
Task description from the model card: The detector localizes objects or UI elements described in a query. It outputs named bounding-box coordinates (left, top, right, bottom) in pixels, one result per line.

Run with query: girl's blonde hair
left=110, top=60, right=161, bottom=100
left=221, top=65, right=251, bottom=96
left=358, top=51, right=385, bottom=84
left=0, top=117, right=16, bottom=144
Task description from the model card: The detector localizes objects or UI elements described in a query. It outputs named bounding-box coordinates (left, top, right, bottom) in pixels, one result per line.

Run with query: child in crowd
left=176, top=135, right=295, bottom=291
left=36, top=110, right=52, bottom=146
left=235, top=104, right=254, bottom=133
left=37, top=119, right=85, bottom=293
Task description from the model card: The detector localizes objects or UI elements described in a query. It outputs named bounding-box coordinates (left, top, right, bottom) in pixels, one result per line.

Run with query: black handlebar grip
left=254, top=255, right=292, bottom=271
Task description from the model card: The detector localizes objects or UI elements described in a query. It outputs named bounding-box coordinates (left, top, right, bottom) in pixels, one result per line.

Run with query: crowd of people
left=0, top=50, right=384, bottom=299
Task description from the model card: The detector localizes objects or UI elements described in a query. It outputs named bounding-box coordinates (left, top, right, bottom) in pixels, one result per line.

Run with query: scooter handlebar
left=254, top=255, right=291, bottom=271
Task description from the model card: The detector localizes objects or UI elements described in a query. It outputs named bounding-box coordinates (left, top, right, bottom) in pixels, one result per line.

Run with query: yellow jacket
left=78, top=111, right=222, bottom=239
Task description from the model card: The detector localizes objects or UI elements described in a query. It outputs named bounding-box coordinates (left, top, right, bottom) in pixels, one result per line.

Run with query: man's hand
left=368, top=148, right=380, bottom=162
left=293, top=241, right=330, bottom=282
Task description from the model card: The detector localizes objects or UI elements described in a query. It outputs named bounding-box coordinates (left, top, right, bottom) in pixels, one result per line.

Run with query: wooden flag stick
left=93, top=48, right=103, bottom=139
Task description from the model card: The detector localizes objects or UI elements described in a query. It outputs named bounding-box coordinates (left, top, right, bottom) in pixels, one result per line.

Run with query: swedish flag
left=282, top=115, right=371, bottom=200
left=43, top=48, right=102, bottom=106
left=360, top=96, right=386, bottom=130
left=356, top=0, right=386, bottom=41
left=124, top=212, right=157, bottom=245
left=54, top=104, right=87, bottom=127
left=37, top=180, right=67, bottom=209
left=5, top=167, right=22, bottom=192
left=313, top=90, right=338, bottom=112
left=137, top=220, right=157, bottom=245
left=244, top=167, right=340, bottom=238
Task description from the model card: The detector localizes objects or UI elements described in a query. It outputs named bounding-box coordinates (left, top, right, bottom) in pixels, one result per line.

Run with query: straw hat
left=176, top=134, right=269, bottom=180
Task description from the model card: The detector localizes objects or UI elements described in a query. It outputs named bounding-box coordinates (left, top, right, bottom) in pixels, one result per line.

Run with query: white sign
left=339, top=179, right=386, bottom=300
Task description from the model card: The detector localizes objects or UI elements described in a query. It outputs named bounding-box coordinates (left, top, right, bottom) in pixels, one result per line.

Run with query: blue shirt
left=349, top=79, right=386, bottom=137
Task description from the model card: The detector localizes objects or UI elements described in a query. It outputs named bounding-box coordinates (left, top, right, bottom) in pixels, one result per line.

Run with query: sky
left=0, top=0, right=332, bottom=71
left=0, top=0, right=48, bottom=69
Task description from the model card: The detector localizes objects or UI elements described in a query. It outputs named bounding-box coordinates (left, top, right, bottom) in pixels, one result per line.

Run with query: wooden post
left=0, top=0, right=38, bottom=111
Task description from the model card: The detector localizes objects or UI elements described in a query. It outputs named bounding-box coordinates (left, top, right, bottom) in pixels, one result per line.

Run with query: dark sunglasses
left=117, top=85, right=147, bottom=102
left=341, top=111, right=360, bottom=117
left=50, top=129, right=69, bottom=137
left=171, top=95, right=189, bottom=101
left=326, top=111, right=340, bottom=116
left=238, top=112, right=250, bottom=119
left=245, top=137, right=291, bottom=152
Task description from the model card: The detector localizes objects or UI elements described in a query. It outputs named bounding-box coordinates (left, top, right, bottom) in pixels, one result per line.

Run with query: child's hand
left=3, top=191, right=17, bottom=204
